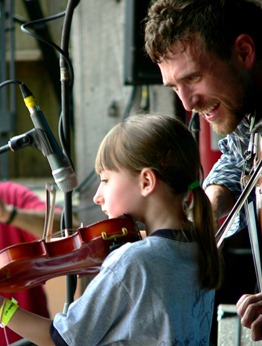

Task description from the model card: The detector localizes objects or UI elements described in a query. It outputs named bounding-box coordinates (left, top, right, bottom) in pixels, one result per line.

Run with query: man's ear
left=234, top=34, right=255, bottom=68
left=140, top=168, right=157, bottom=197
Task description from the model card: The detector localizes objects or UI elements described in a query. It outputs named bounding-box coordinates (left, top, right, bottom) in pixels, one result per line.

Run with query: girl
left=0, top=114, right=222, bottom=345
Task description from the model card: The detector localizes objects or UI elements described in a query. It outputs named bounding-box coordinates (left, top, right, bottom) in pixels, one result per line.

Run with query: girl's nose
left=93, top=190, right=102, bottom=205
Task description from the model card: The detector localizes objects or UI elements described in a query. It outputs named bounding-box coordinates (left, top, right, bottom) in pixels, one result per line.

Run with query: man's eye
left=100, top=179, right=108, bottom=183
left=189, top=75, right=201, bottom=83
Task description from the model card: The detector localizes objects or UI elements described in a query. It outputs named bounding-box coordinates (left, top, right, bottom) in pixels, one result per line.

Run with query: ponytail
left=190, top=186, right=223, bottom=290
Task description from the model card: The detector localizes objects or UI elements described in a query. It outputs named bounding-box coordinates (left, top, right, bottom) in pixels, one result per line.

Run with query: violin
left=216, top=124, right=262, bottom=291
left=0, top=214, right=141, bottom=293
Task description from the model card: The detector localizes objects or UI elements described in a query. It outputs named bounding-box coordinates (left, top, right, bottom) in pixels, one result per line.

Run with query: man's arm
left=205, top=184, right=236, bottom=221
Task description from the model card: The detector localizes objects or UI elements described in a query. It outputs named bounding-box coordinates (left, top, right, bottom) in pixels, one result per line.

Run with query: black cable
left=0, top=79, right=22, bottom=89
left=188, top=112, right=204, bottom=185
left=188, top=112, right=200, bottom=144
left=20, top=13, right=74, bottom=86
left=123, top=85, right=138, bottom=119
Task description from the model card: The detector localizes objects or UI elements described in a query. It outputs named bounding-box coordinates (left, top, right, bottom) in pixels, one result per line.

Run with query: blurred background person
left=0, top=180, right=62, bottom=345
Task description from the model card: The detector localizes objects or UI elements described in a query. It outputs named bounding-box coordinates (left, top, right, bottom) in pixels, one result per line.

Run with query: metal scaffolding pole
left=0, top=0, right=16, bottom=180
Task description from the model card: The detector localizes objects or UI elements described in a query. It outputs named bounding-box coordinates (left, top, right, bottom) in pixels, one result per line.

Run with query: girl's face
left=93, top=168, right=143, bottom=219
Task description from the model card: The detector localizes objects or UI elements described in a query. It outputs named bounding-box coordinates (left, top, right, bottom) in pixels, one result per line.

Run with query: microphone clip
left=7, top=128, right=52, bottom=156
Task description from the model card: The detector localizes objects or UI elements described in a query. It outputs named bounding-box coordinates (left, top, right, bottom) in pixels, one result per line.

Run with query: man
left=144, top=0, right=262, bottom=340
left=0, top=181, right=62, bottom=344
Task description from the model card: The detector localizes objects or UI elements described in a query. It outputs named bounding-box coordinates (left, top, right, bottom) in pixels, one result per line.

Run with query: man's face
left=158, top=35, right=254, bottom=135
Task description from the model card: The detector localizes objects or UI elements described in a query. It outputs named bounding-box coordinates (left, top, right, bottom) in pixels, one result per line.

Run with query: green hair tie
left=188, top=180, right=200, bottom=190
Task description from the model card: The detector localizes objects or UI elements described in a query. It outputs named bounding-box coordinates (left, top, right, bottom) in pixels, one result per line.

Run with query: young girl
left=0, top=114, right=222, bottom=345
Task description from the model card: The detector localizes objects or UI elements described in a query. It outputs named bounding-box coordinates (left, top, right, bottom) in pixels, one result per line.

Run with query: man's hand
left=237, top=293, right=262, bottom=341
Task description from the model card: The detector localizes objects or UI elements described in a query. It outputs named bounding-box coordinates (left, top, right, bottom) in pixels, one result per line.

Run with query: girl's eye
left=100, top=179, right=108, bottom=183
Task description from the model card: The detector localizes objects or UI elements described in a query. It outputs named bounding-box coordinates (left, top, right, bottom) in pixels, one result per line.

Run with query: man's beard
left=210, top=87, right=254, bottom=136
left=210, top=110, right=245, bottom=136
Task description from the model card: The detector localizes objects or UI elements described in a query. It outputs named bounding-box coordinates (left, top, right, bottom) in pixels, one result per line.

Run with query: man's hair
left=144, top=0, right=262, bottom=62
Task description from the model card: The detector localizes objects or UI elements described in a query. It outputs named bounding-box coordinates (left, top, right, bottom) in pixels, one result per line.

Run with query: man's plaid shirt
left=203, top=115, right=258, bottom=237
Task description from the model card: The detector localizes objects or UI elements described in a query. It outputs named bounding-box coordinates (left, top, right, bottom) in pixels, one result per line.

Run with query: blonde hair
left=95, top=114, right=222, bottom=290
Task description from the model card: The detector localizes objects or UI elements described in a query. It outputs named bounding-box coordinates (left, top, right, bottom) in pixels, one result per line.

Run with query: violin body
left=0, top=215, right=141, bottom=293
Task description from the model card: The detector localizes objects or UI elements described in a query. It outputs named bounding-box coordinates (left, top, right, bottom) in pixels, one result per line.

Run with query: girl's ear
left=234, top=34, right=255, bottom=68
left=140, top=168, right=157, bottom=197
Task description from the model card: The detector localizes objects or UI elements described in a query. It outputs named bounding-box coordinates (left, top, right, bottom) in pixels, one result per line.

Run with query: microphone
left=19, top=83, right=78, bottom=192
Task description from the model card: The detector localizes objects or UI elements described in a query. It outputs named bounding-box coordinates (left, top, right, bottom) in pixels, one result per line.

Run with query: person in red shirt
left=0, top=181, right=62, bottom=345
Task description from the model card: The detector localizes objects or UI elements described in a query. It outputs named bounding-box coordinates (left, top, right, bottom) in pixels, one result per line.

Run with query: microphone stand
left=59, top=0, right=80, bottom=312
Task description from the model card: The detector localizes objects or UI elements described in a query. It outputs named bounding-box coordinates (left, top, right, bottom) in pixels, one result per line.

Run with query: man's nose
left=176, top=87, right=200, bottom=112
